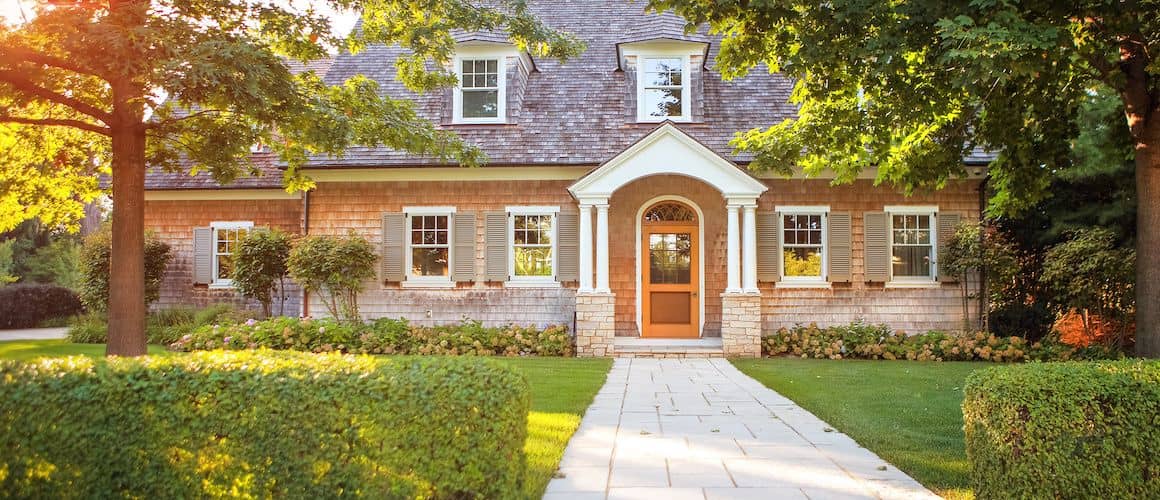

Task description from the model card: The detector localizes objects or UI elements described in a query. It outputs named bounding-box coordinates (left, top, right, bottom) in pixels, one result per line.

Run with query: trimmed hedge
left=0, top=351, right=530, bottom=498
left=762, top=321, right=1120, bottom=362
left=963, top=361, right=1160, bottom=498
left=0, top=284, right=83, bottom=329
left=172, top=317, right=574, bottom=356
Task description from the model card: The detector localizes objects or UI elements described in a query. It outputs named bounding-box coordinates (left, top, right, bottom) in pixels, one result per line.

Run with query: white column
left=726, top=204, right=742, bottom=293
left=595, top=203, right=611, bottom=293
left=578, top=204, right=594, bottom=292
left=742, top=204, right=759, bottom=293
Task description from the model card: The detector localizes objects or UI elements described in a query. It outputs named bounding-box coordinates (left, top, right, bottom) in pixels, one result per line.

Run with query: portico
left=569, top=123, right=767, bottom=356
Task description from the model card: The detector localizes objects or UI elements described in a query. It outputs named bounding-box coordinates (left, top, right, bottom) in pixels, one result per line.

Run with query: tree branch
left=0, top=114, right=112, bottom=136
left=0, top=70, right=113, bottom=123
left=0, top=46, right=106, bottom=79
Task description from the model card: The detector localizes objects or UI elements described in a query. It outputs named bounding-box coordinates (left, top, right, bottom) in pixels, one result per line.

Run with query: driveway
left=545, top=358, right=937, bottom=500
left=0, top=327, right=69, bottom=341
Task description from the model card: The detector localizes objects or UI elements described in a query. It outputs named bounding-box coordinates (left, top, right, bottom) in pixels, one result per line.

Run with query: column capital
left=577, top=196, right=610, bottom=207
left=725, top=195, right=759, bottom=208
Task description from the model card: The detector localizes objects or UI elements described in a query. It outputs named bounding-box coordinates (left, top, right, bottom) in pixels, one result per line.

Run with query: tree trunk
left=1135, top=118, right=1160, bottom=357
left=106, top=123, right=148, bottom=356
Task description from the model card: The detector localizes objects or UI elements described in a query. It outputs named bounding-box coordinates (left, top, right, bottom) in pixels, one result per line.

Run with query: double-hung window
left=887, top=207, right=937, bottom=282
left=406, top=207, right=455, bottom=283
left=455, top=57, right=504, bottom=123
left=638, top=56, right=689, bottom=121
left=778, top=207, right=827, bottom=282
left=508, top=206, right=558, bottom=284
left=211, top=221, right=253, bottom=286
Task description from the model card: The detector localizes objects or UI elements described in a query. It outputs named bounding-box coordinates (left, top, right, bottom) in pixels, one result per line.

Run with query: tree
left=650, top=0, right=1160, bottom=356
left=1, top=0, right=582, bottom=355
left=940, top=221, right=1019, bottom=331
left=230, top=228, right=292, bottom=318
left=287, top=233, right=377, bottom=322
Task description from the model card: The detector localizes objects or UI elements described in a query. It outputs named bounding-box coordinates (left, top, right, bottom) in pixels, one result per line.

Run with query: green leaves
left=286, top=233, right=377, bottom=322
left=230, top=229, right=292, bottom=318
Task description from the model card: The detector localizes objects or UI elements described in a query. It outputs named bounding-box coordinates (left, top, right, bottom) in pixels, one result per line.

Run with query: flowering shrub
left=762, top=321, right=1121, bottom=362
left=172, top=317, right=574, bottom=356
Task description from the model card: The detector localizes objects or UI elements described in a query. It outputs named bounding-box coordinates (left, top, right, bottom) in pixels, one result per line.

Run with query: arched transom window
left=643, top=201, right=697, bottom=224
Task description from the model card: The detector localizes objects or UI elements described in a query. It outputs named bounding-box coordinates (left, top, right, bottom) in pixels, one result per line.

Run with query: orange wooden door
left=642, top=223, right=699, bottom=338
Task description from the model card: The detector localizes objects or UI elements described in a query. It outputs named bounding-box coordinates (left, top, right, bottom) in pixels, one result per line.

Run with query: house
left=142, top=1, right=987, bottom=357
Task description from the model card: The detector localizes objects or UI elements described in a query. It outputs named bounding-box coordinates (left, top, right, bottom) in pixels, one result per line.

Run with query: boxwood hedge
left=0, top=351, right=530, bottom=499
left=963, top=360, right=1160, bottom=499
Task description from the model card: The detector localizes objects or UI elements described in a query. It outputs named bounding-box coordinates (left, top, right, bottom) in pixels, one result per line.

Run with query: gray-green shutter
left=484, top=212, right=508, bottom=281
left=192, top=227, right=213, bottom=285
left=863, top=212, right=889, bottom=282
left=936, top=212, right=961, bottom=282
left=556, top=213, right=578, bottom=282
left=828, top=212, right=852, bottom=282
left=756, top=212, right=781, bottom=282
left=452, top=212, right=476, bottom=282
left=381, top=213, right=406, bottom=282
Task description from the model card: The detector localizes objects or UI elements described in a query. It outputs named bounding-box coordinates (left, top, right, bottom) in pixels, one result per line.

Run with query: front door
left=641, top=202, right=700, bottom=338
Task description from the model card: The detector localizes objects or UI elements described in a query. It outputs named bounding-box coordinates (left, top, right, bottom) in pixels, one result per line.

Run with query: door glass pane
left=649, top=233, right=691, bottom=284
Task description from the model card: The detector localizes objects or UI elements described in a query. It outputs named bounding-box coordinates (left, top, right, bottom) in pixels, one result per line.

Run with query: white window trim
left=452, top=54, right=507, bottom=124
left=404, top=208, right=454, bottom=285
left=886, top=206, right=939, bottom=284
left=507, top=207, right=559, bottom=286
left=636, top=54, right=692, bottom=123
left=775, top=206, right=829, bottom=284
left=209, top=221, right=253, bottom=288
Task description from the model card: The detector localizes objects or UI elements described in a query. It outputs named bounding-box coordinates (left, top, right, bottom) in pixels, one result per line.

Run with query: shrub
left=0, top=284, right=83, bottom=329
left=963, top=361, right=1160, bottom=498
left=78, top=226, right=172, bottom=312
left=171, top=316, right=575, bottom=356
left=67, top=305, right=258, bottom=345
left=287, top=233, right=376, bottom=321
left=21, top=237, right=81, bottom=288
left=0, top=239, right=17, bottom=285
left=761, top=321, right=1120, bottom=362
left=1041, top=228, right=1135, bottom=347
left=230, top=229, right=292, bottom=317
left=0, top=351, right=530, bottom=498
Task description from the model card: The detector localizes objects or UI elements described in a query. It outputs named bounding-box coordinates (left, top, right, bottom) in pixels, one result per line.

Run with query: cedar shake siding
left=144, top=199, right=304, bottom=313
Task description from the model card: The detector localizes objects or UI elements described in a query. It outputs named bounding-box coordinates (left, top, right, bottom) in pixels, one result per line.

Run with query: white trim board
left=144, top=189, right=301, bottom=201
left=304, top=166, right=593, bottom=183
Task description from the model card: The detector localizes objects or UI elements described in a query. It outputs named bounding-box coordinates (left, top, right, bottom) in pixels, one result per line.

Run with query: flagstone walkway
left=544, top=358, right=938, bottom=500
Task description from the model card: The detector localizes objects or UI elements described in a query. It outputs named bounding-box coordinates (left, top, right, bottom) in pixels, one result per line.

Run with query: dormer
left=447, top=37, right=535, bottom=125
left=618, top=38, right=710, bottom=123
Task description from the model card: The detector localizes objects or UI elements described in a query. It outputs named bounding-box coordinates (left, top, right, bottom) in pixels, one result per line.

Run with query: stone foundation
left=721, top=293, right=762, bottom=357
left=576, top=293, right=616, bottom=357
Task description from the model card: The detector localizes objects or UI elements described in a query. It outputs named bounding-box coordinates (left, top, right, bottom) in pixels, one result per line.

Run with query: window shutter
left=484, top=212, right=508, bottom=281
left=936, top=212, right=961, bottom=283
left=381, top=213, right=406, bottom=282
left=863, top=212, right=890, bottom=282
left=828, top=212, right=852, bottom=282
left=756, top=212, right=781, bottom=282
left=452, top=212, right=476, bottom=282
left=556, top=213, right=579, bottom=282
left=192, top=227, right=213, bottom=285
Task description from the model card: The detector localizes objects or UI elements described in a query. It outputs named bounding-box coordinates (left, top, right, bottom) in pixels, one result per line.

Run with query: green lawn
left=731, top=357, right=986, bottom=499
left=0, top=340, right=611, bottom=499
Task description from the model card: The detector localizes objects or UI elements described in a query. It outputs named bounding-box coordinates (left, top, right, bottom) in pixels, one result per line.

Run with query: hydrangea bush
left=172, top=317, right=574, bottom=356
left=762, top=321, right=1120, bottom=362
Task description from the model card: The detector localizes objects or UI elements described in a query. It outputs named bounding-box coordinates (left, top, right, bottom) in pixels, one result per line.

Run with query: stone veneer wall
left=307, top=180, right=578, bottom=327
left=757, top=179, right=983, bottom=333
left=721, top=293, right=762, bottom=357
left=144, top=198, right=304, bottom=313
left=575, top=293, right=616, bottom=357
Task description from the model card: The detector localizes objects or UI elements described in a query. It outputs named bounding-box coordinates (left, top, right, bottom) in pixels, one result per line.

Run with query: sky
left=0, top=0, right=360, bottom=36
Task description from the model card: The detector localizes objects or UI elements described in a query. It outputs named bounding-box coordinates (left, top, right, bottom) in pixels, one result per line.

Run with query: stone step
left=611, top=338, right=725, bottom=358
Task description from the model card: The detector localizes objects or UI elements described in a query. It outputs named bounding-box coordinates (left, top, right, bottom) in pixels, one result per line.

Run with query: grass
left=731, top=357, right=986, bottom=499
left=0, top=340, right=610, bottom=499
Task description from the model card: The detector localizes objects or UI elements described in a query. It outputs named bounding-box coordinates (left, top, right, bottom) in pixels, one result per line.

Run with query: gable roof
left=308, top=0, right=796, bottom=168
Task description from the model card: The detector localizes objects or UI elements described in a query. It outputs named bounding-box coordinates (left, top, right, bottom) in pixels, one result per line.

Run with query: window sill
left=885, top=281, right=941, bottom=289
left=775, top=281, right=831, bottom=289
left=401, top=280, right=456, bottom=289
left=208, top=283, right=236, bottom=290
left=504, top=280, right=560, bottom=288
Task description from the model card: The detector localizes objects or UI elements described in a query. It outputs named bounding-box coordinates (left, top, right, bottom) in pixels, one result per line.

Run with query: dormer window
left=638, top=56, right=689, bottom=121
left=454, top=57, right=506, bottom=123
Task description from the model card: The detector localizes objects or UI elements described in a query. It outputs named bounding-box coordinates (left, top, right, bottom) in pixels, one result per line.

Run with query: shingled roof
left=306, top=0, right=796, bottom=168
